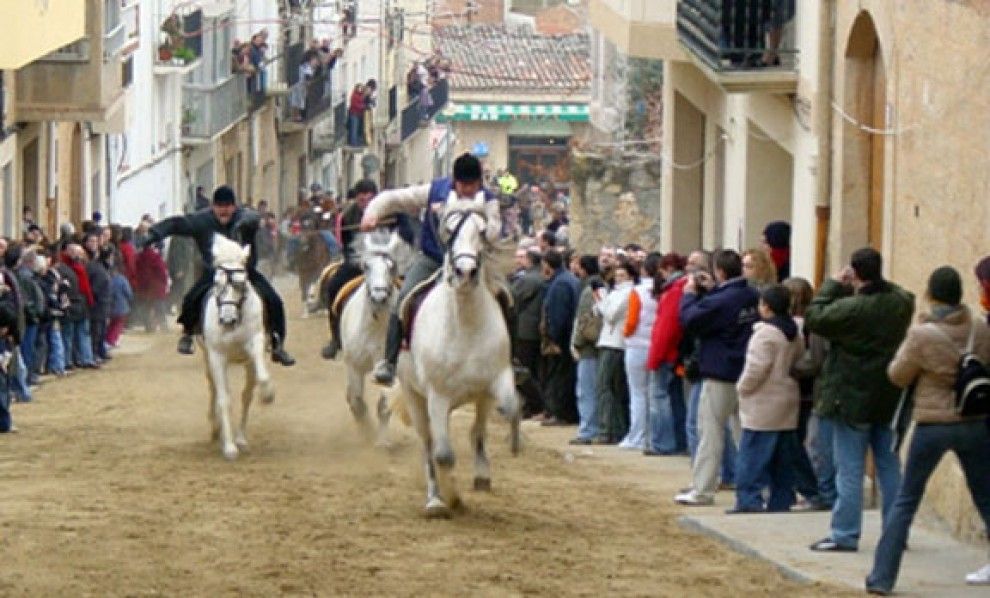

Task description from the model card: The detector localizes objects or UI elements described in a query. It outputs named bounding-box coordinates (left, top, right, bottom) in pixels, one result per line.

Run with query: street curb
left=677, top=515, right=825, bottom=588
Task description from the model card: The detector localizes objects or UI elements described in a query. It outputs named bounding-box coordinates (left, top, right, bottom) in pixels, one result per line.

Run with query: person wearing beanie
left=142, top=185, right=296, bottom=366
left=761, top=221, right=791, bottom=282
left=866, top=265, right=990, bottom=593
left=358, top=152, right=503, bottom=385
left=729, top=284, right=805, bottom=513
left=975, top=256, right=990, bottom=324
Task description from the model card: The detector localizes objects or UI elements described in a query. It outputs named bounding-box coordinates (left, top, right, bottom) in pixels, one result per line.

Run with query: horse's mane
left=211, top=234, right=247, bottom=267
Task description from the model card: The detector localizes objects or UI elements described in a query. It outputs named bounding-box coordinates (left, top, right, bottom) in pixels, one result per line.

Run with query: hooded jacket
left=736, top=319, right=805, bottom=430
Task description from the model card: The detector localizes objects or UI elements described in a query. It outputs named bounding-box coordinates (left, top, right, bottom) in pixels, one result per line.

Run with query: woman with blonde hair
left=742, top=248, right=778, bottom=290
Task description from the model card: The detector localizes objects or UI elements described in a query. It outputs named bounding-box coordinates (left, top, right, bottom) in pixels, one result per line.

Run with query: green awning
left=438, top=103, right=589, bottom=122
left=507, top=119, right=573, bottom=137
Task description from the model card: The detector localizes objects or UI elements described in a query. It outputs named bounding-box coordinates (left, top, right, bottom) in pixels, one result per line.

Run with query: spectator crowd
left=0, top=208, right=181, bottom=435
left=508, top=214, right=990, bottom=592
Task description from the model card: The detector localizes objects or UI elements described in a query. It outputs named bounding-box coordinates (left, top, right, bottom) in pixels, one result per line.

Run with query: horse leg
left=205, top=360, right=219, bottom=442
left=428, top=391, right=460, bottom=509
left=345, top=364, right=373, bottom=442
left=471, top=398, right=492, bottom=492
left=207, top=353, right=238, bottom=460
left=494, top=366, right=522, bottom=456
left=254, top=335, right=275, bottom=405
left=406, top=390, right=448, bottom=518
left=236, top=362, right=256, bottom=452
left=374, top=392, right=393, bottom=449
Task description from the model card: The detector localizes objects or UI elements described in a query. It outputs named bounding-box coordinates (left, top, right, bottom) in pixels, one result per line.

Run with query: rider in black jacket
left=144, top=186, right=296, bottom=366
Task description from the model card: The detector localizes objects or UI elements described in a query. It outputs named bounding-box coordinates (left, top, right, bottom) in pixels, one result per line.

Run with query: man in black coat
left=511, top=248, right=545, bottom=416
left=145, top=186, right=295, bottom=366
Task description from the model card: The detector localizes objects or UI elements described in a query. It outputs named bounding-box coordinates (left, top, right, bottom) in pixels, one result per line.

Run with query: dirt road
left=0, top=281, right=843, bottom=597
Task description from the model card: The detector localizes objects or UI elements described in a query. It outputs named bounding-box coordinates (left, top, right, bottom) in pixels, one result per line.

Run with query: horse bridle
left=215, top=266, right=249, bottom=322
left=441, top=208, right=489, bottom=273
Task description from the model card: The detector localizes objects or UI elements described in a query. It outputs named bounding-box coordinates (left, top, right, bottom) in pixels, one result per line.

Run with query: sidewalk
left=522, top=421, right=989, bottom=597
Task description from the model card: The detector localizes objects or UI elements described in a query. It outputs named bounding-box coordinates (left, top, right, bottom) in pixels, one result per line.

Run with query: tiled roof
left=435, top=24, right=590, bottom=94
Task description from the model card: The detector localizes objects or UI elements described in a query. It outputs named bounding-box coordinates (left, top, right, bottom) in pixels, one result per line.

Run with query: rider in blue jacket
left=359, top=153, right=501, bottom=385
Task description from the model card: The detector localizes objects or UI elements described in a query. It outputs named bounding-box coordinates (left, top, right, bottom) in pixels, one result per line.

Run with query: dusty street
left=0, top=280, right=842, bottom=597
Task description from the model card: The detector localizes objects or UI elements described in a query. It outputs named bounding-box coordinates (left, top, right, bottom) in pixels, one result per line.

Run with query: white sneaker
left=966, top=563, right=990, bottom=585
left=674, top=490, right=714, bottom=506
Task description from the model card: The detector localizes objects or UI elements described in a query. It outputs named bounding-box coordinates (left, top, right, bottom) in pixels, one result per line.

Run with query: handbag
left=890, top=382, right=916, bottom=453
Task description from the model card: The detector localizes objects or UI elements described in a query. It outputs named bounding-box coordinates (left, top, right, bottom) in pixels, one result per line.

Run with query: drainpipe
left=814, top=0, right=836, bottom=287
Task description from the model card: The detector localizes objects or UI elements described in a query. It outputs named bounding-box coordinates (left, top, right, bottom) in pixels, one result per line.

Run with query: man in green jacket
left=806, top=247, right=914, bottom=552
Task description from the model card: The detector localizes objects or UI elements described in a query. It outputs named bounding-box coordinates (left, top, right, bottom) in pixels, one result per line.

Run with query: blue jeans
left=829, top=419, right=902, bottom=548
left=10, top=348, right=32, bottom=401
left=64, top=319, right=95, bottom=367
left=686, top=379, right=736, bottom=482
left=575, top=356, right=599, bottom=440
left=347, top=114, right=363, bottom=146
left=810, top=414, right=837, bottom=505
left=735, top=429, right=798, bottom=511
left=20, top=324, right=38, bottom=377
left=46, top=324, right=66, bottom=374
left=648, top=364, right=679, bottom=453
left=0, top=370, right=11, bottom=432
left=866, top=420, right=990, bottom=592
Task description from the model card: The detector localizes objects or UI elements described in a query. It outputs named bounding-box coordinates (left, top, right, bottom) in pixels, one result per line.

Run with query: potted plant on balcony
left=173, top=46, right=197, bottom=65
left=181, top=108, right=197, bottom=135
left=158, top=43, right=173, bottom=62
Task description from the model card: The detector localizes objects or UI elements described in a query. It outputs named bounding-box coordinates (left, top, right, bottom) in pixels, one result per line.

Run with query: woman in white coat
left=594, top=263, right=636, bottom=443
left=619, top=254, right=661, bottom=449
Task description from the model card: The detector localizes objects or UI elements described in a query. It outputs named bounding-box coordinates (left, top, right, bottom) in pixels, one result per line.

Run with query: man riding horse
left=143, top=186, right=296, bottom=366
left=360, top=153, right=501, bottom=385
left=321, top=179, right=378, bottom=359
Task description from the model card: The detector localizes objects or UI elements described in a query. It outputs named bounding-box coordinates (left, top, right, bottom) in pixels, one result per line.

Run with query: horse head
left=211, top=234, right=252, bottom=327
left=359, top=229, right=400, bottom=306
left=440, top=191, right=488, bottom=290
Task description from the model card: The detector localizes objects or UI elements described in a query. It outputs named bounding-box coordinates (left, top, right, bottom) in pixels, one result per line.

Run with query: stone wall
left=568, top=149, right=662, bottom=252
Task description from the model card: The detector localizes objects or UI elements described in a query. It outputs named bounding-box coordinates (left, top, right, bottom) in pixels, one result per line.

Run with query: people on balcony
left=347, top=83, right=367, bottom=147
left=718, top=0, right=795, bottom=68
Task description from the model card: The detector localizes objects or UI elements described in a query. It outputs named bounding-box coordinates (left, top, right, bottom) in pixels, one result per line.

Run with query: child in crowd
left=730, top=284, right=805, bottom=513
left=106, top=262, right=133, bottom=348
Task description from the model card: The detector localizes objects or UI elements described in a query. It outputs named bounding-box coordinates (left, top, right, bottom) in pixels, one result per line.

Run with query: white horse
left=199, top=234, right=274, bottom=460
left=395, top=196, right=521, bottom=518
left=338, top=230, right=405, bottom=446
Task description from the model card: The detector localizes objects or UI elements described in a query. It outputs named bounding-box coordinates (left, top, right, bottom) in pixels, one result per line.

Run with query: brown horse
left=295, top=224, right=338, bottom=317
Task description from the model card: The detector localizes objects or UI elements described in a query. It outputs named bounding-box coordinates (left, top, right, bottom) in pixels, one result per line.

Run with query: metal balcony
left=181, top=74, right=249, bottom=143
left=676, top=0, right=798, bottom=93
left=280, top=43, right=335, bottom=133
left=399, top=80, right=449, bottom=142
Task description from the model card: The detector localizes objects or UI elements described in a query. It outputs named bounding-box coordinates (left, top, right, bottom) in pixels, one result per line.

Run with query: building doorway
left=671, top=92, right=705, bottom=252
left=840, top=11, right=886, bottom=259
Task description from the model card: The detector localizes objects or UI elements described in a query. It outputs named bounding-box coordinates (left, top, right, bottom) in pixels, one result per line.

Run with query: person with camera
left=675, top=249, right=760, bottom=506
left=806, top=247, right=913, bottom=552
left=865, top=266, right=990, bottom=592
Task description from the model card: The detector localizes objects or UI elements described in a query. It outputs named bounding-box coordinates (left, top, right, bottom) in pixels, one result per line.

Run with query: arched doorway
left=840, top=12, right=886, bottom=256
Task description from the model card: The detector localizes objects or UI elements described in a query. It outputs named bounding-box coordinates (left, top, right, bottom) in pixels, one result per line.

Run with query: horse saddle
left=317, top=260, right=344, bottom=291
left=330, top=275, right=366, bottom=318
left=399, top=270, right=443, bottom=349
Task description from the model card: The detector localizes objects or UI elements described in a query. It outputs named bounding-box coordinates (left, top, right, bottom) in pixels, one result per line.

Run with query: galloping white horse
left=199, top=234, right=274, bottom=460
left=338, top=230, right=405, bottom=445
left=395, top=195, right=521, bottom=518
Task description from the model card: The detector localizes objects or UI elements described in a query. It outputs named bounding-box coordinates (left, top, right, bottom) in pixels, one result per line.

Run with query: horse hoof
left=222, top=445, right=239, bottom=461
left=261, top=391, right=275, bottom=405
left=434, top=447, right=456, bottom=468
left=473, top=477, right=491, bottom=492
left=424, top=499, right=451, bottom=519
left=235, top=438, right=250, bottom=452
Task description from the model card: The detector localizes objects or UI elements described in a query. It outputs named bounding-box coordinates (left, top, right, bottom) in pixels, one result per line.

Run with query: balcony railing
left=677, top=0, right=796, bottom=71
left=400, top=79, right=449, bottom=142
left=182, top=74, right=248, bottom=141
left=103, top=22, right=126, bottom=62
left=282, top=46, right=335, bottom=127
left=333, top=101, right=347, bottom=143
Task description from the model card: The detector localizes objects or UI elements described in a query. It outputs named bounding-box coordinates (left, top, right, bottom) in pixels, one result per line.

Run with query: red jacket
left=646, top=275, right=688, bottom=370
left=135, top=247, right=169, bottom=300
left=61, top=252, right=95, bottom=308
left=119, top=241, right=138, bottom=287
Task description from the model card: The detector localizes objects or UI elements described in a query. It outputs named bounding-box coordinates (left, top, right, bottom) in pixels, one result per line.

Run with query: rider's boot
left=270, top=332, right=297, bottom=366
left=372, top=314, right=402, bottom=386
left=177, top=332, right=195, bottom=355
left=321, top=313, right=341, bottom=360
